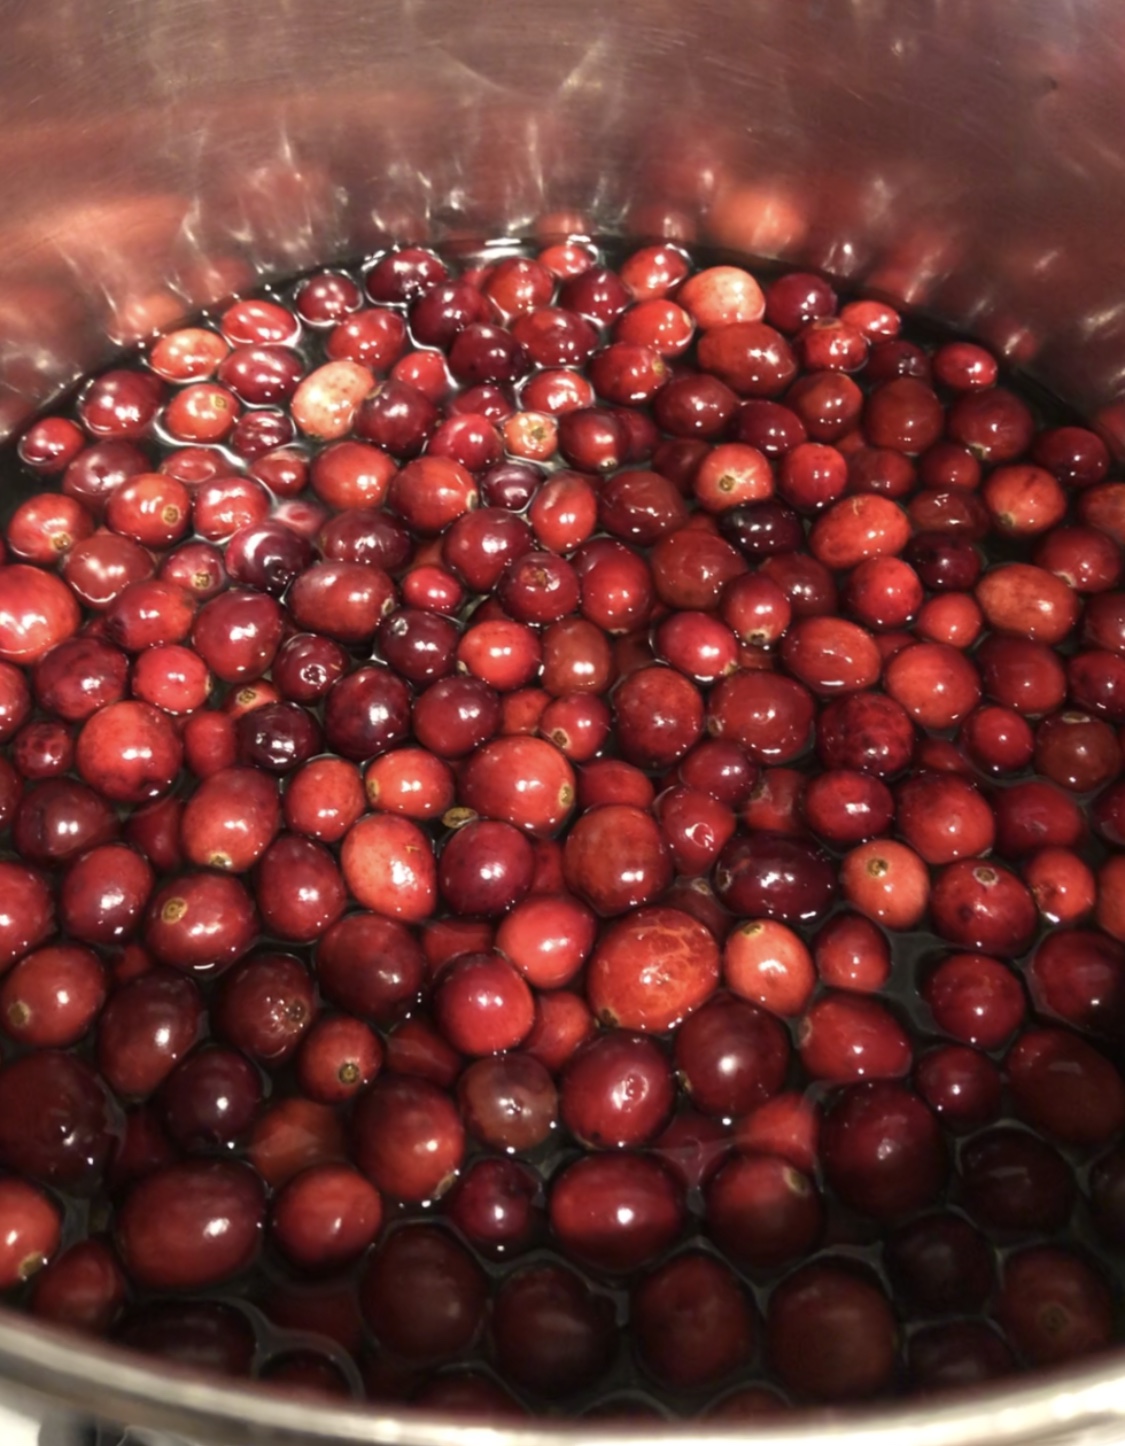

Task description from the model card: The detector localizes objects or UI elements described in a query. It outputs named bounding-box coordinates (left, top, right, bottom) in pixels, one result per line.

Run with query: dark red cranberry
left=766, top=1263, right=897, bottom=1401
left=492, top=1263, right=615, bottom=1398
left=443, top=1156, right=541, bottom=1259
left=352, top=1074, right=464, bottom=1202
left=0, top=1052, right=116, bottom=1189
left=960, top=1126, right=1076, bottom=1232
left=885, top=1212, right=994, bottom=1314
left=213, top=952, right=315, bottom=1064
left=160, top=1045, right=262, bottom=1152
left=116, top=1160, right=264, bottom=1289
left=360, top=1223, right=486, bottom=1361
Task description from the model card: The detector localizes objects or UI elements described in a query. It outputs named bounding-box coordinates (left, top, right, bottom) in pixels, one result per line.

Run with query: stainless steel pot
left=1, top=0, right=1124, bottom=1441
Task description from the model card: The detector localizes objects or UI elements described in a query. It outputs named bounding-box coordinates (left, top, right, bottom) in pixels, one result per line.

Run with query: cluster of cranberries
left=0, top=234, right=1122, bottom=1418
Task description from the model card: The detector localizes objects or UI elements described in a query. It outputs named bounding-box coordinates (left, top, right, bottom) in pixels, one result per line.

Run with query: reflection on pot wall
left=2, top=0, right=1125, bottom=442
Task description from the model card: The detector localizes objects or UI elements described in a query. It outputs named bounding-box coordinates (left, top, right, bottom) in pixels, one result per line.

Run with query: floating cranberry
left=633, top=1252, right=756, bottom=1391
left=116, top=1160, right=263, bottom=1289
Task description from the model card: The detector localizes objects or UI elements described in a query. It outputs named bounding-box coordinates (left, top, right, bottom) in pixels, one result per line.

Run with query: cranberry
left=324, top=666, right=411, bottom=762
left=674, top=993, right=789, bottom=1115
left=1007, top=1027, right=1125, bottom=1147
left=707, top=1152, right=823, bottom=1267
left=160, top=1045, right=262, bottom=1151
left=998, top=1247, right=1113, bottom=1366
left=95, top=969, right=203, bottom=1097
left=822, top=1080, right=947, bottom=1218
left=886, top=1212, right=994, bottom=1314
left=360, top=1224, right=486, bottom=1360
left=116, top=1160, right=263, bottom=1289
left=213, top=952, right=315, bottom=1064
left=271, top=1164, right=382, bottom=1272
left=960, top=1127, right=1076, bottom=1232
left=550, top=1153, right=684, bottom=1274
left=915, top=1044, right=1003, bottom=1131
left=715, top=831, right=836, bottom=923
left=767, top=1263, right=897, bottom=1401
left=28, top=1238, right=126, bottom=1334
left=561, top=1031, right=674, bottom=1148
left=633, top=1252, right=756, bottom=1391
left=929, top=859, right=1037, bottom=955
left=492, top=1263, right=615, bottom=1398
left=144, top=871, right=258, bottom=975
left=352, top=1074, right=464, bottom=1202
left=0, top=1052, right=116, bottom=1188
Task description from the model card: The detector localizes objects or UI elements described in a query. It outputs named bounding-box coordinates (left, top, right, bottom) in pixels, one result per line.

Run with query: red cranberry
left=360, top=1222, right=486, bottom=1361
left=767, top=1263, right=897, bottom=1401
left=998, top=1247, right=1113, bottom=1366
left=0, top=1051, right=116, bottom=1188
left=632, top=1252, right=756, bottom=1391
left=886, top=1212, right=995, bottom=1314
left=1007, top=1026, right=1125, bottom=1147
left=160, top=1045, right=262, bottom=1151
left=144, top=871, right=258, bottom=975
left=674, top=993, right=789, bottom=1115
left=492, top=1263, right=615, bottom=1398
left=960, top=1126, right=1076, bottom=1232
left=116, top=1160, right=263, bottom=1289
left=443, top=1156, right=541, bottom=1259
left=561, top=1030, right=674, bottom=1148
left=271, top=1163, right=382, bottom=1273
left=352, top=1074, right=464, bottom=1202
left=95, top=969, right=203, bottom=1097
left=822, top=1080, right=947, bottom=1218
left=213, top=952, right=315, bottom=1064
left=550, top=1153, right=684, bottom=1274
left=706, top=1152, right=823, bottom=1267
left=715, top=831, right=835, bottom=923
left=929, top=859, right=1037, bottom=955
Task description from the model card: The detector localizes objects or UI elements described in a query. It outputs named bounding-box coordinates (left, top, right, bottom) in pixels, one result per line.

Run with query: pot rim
left=1, top=1308, right=1123, bottom=1446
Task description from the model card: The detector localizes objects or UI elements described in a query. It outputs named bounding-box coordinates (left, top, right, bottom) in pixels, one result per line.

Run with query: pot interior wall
left=2, top=0, right=1125, bottom=443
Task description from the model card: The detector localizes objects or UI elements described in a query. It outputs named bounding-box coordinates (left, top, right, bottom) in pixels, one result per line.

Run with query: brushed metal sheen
left=0, top=0, right=1123, bottom=1440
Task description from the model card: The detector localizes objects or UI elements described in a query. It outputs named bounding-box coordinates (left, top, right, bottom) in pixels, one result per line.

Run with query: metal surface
left=1, top=0, right=1125, bottom=1440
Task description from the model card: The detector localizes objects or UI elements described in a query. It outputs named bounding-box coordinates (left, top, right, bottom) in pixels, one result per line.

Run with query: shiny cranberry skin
left=95, top=969, right=203, bottom=1097
left=57, top=843, right=153, bottom=948
left=353, top=1074, right=464, bottom=1202
left=13, top=779, right=118, bottom=869
left=908, top=1322, right=1014, bottom=1393
left=674, top=993, right=789, bottom=1115
left=213, top=952, right=315, bottom=1064
left=436, top=818, right=533, bottom=918
left=714, top=830, right=835, bottom=923
left=560, top=1030, right=674, bottom=1148
left=270, top=1163, right=382, bottom=1274
left=609, top=665, right=702, bottom=769
left=960, top=1126, right=1076, bottom=1232
left=492, top=1263, right=615, bottom=1398
left=0, top=1051, right=116, bottom=1189
left=1026, top=928, right=1125, bottom=1037
left=62, top=439, right=149, bottom=516
left=160, top=1045, right=262, bottom=1152
left=998, top=1247, right=1114, bottom=1367
left=706, top=671, right=815, bottom=763
left=799, top=992, right=911, bottom=1082
left=27, top=1237, right=126, bottom=1334
left=116, top=1159, right=263, bottom=1289
left=191, top=589, right=283, bottom=682
left=586, top=904, right=718, bottom=1033
left=815, top=690, right=915, bottom=777
left=433, top=950, right=534, bottom=1055
left=0, top=860, right=55, bottom=973
left=822, top=1081, right=947, bottom=1219
left=915, top=1044, right=1003, bottom=1131
left=550, top=1153, right=684, bottom=1274
left=341, top=814, right=436, bottom=923
left=257, top=834, right=346, bottom=943
left=323, top=666, right=411, bottom=761
left=443, top=1156, right=541, bottom=1259
left=235, top=702, right=321, bottom=776
left=457, top=1052, right=557, bottom=1154
left=361, top=1223, right=487, bottom=1361
left=0, top=941, right=105, bottom=1048
left=1008, top=1027, right=1125, bottom=1147
left=802, top=769, right=893, bottom=847
left=144, top=872, right=257, bottom=975
left=767, top=1263, right=896, bottom=1401
left=180, top=766, right=279, bottom=872
left=706, top=1151, right=823, bottom=1268
left=929, top=859, right=1037, bottom=955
